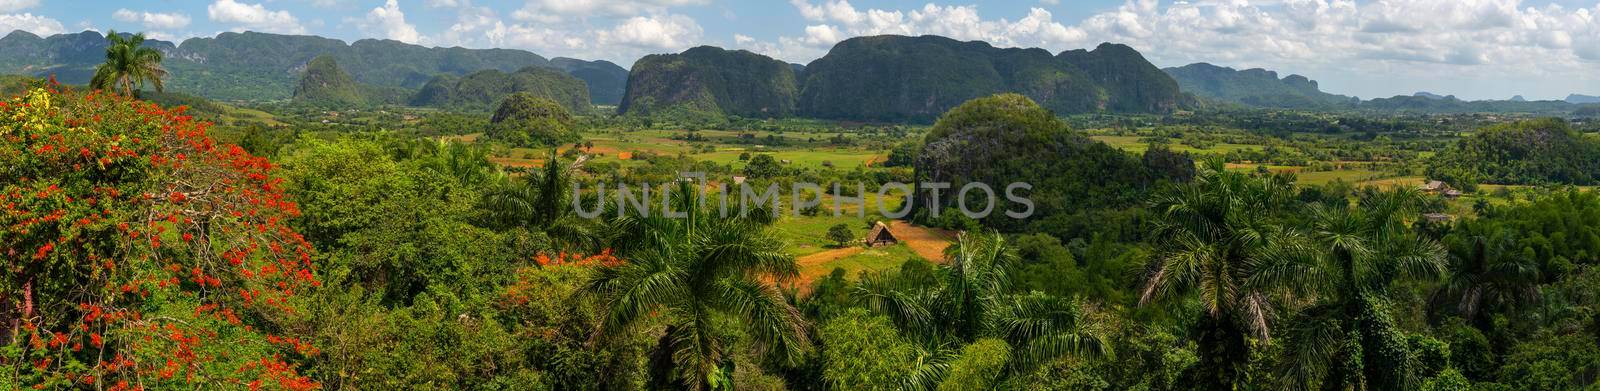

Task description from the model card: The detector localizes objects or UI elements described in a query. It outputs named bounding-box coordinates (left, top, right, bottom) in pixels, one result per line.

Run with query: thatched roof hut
left=865, top=221, right=897, bottom=247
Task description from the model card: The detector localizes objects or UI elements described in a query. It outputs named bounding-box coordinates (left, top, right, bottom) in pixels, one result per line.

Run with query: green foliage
left=1427, top=119, right=1600, bottom=185
left=744, top=154, right=783, bottom=178
left=1422, top=368, right=1473, bottom=391
left=411, top=66, right=591, bottom=113
left=620, top=46, right=798, bottom=120
left=916, top=93, right=1159, bottom=231
left=588, top=183, right=810, bottom=390
left=280, top=137, right=509, bottom=304
left=1495, top=332, right=1600, bottom=389
left=827, top=223, right=854, bottom=247
left=938, top=338, right=1011, bottom=391
left=818, top=308, right=922, bottom=390
left=90, top=31, right=166, bottom=95
left=1164, top=63, right=1356, bottom=109
left=293, top=55, right=367, bottom=107
left=487, top=93, right=579, bottom=147
left=799, top=36, right=1181, bottom=123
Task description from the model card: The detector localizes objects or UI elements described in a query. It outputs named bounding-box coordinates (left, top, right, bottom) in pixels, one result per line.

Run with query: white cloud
left=511, top=0, right=710, bottom=21
left=206, top=0, right=305, bottom=34
left=599, top=14, right=703, bottom=49
left=0, top=0, right=38, bottom=13
left=430, top=1, right=703, bottom=65
left=112, top=9, right=192, bottom=30
left=0, top=12, right=60, bottom=36
left=357, top=0, right=422, bottom=44
left=426, top=0, right=462, bottom=7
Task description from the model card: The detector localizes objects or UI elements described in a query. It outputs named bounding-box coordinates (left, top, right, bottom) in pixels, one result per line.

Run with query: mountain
left=291, top=55, right=411, bottom=107
left=1360, top=94, right=1575, bottom=113
left=797, top=35, right=1180, bottom=122
left=548, top=57, right=626, bottom=106
left=1414, top=91, right=1450, bottom=100
left=293, top=56, right=366, bottom=106
left=410, top=66, right=590, bottom=112
left=1568, top=94, right=1600, bottom=104
left=0, top=30, right=622, bottom=104
left=1057, top=43, right=1185, bottom=113
left=1163, top=63, right=1356, bottom=108
left=1509, top=95, right=1527, bottom=102
left=619, top=46, right=799, bottom=119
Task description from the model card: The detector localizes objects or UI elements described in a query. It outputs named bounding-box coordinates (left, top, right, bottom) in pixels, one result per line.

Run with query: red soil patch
left=886, top=220, right=956, bottom=263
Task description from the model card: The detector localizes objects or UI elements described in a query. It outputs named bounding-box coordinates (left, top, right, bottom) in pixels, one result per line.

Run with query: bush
left=827, top=223, right=854, bottom=247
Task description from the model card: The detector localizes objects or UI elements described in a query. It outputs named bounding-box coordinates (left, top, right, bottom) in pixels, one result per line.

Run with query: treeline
left=5, top=86, right=1600, bottom=390
left=1428, top=118, right=1600, bottom=187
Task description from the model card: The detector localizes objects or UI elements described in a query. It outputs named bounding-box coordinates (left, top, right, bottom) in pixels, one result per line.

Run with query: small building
left=731, top=176, right=747, bottom=185
left=1423, top=213, right=1454, bottom=224
left=1422, top=180, right=1447, bottom=192
left=865, top=222, right=898, bottom=247
left=1442, top=189, right=1463, bottom=199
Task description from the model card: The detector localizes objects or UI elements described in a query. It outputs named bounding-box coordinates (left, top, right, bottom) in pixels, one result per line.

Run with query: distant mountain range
left=1166, top=63, right=1592, bottom=114
left=0, top=30, right=627, bottom=105
left=622, top=35, right=1186, bottom=122
left=1162, top=63, right=1356, bottom=109
left=1570, top=94, right=1600, bottom=104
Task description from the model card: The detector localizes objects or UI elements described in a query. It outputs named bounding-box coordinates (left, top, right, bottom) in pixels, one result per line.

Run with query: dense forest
left=4, top=28, right=1600, bottom=391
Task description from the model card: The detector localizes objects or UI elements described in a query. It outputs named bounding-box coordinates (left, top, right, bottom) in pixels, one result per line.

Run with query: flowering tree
left=1, top=85, right=319, bottom=390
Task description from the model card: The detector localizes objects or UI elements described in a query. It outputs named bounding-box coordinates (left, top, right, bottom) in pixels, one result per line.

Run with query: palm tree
left=854, top=231, right=1110, bottom=387
left=1139, top=160, right=1298, bottom=389
left=1435, top=221, right=1539, bottom=325
left=1275, top=188, right=1447, bottom=390
left=482, top=150, right=599, bottom=252
left=91, top=31, right=166, bottom=96
left=586, top=182, right=809, bottom=390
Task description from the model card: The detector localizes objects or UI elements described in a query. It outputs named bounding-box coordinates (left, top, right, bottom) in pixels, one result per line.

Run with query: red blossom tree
left=2, top=83, right=319, bottom=390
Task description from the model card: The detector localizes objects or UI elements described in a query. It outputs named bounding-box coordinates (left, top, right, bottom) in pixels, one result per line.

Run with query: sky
left=2, top=0, right=1598, bottom=101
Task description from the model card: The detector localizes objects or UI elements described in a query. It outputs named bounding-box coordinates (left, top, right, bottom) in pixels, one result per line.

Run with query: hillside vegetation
left=1427, top=119, right=1600, bottom=186
left=0, top=30, right=623, bottom=103
left=411, top=66, right=591, bottom=112
left=619, top=46, right=799, bottom=120
left=798, top=36, right=1182, bottom=122
left=1164, top=62, right=1356, bottom=108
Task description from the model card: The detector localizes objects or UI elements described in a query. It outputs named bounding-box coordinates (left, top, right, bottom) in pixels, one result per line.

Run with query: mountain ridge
left=1162, top=62, right=1356, bottom=109
left=0, top=30, right=625, bottom=104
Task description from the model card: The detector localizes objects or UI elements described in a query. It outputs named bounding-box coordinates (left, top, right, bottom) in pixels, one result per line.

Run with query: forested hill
left=1164, top=62, right=1357, bottom=109
left=411, top=66, right=592, bottom=112
left=619, top=46, right=799, bottom=119
left=0, top=30, right=626, bottom=104
left=797, top=35, right=1184, bottom=122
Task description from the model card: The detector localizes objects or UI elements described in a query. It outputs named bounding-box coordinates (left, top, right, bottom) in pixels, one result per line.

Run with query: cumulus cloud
left=357, top=0, right=422, bottom=44
left=511, top=0, right=710, bottom=21
left=206, top=0, right=305, bottom=34
left=112, top=9, right=192, bottom=30
left=428, top=0, right=708, bottom=64
left=598, top=14, right=703, bottom=49
left=0, top=12, right=61, bottom=36
left=0, top=0, right=37, bottom=13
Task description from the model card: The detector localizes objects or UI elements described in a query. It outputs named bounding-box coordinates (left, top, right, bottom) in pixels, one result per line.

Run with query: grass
left=817, top=244, right=923, bottom=279
left=1091, top=135, right=1264, bottom=154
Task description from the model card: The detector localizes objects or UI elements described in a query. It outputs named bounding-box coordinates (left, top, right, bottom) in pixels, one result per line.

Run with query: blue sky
left=3, top=0, right=1599, bottom=100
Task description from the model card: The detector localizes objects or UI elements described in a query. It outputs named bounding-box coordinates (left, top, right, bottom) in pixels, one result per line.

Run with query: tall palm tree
left=1275, top=189, right=1447, bottom=390
left=854, top=231, right=1110, bottom=387
left=586, top=182, right=808, bottom=390
left=1139, top=160, right=1298, bottom=389
left=91, top=31, right=166, bottom=96
left=482, top=150, right=599, bottom=252
left=1435, top=221, right=1539, bottom=325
